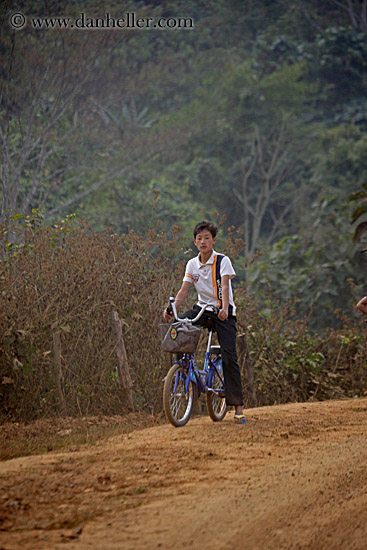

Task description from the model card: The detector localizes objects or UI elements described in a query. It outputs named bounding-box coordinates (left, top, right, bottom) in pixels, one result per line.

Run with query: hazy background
left=1, top=0, right=367, bottom=329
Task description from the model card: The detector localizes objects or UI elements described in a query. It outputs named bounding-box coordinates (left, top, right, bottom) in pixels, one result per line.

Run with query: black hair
left=193, top=221, right=218, bottom=238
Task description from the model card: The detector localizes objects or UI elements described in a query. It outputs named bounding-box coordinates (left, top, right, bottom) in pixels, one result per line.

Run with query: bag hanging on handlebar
left=160, top=322, right=202, bottom=353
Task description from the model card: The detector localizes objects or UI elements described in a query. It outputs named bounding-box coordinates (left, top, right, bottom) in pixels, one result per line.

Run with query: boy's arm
left=218, top=275, right=230, bottom=321
left=163, top=281, right=191, bottom=321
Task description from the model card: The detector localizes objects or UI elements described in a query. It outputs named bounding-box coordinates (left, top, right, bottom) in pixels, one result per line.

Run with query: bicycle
left=161, top=297, right=227, bottom=427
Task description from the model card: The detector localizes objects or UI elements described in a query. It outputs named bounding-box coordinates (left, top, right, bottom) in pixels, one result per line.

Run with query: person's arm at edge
left=356, top=296, right=367, bottom=314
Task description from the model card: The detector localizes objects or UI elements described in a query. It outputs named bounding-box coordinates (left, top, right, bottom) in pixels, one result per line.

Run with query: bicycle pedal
left=207, top=388, right=225, bottom=398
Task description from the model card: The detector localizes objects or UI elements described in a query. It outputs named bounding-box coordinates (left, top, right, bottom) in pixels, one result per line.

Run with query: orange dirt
left=1, top=398, right=367, bottom=550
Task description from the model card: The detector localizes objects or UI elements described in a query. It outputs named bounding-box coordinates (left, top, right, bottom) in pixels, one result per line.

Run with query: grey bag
left=160, top=322, right=202, bottom=353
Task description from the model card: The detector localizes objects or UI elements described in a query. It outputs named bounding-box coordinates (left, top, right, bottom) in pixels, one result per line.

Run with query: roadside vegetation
left=1, top=213, right=366, bottom=423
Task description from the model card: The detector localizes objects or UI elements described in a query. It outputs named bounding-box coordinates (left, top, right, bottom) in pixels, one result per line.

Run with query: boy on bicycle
left=163, top=220, right=246, bottom=424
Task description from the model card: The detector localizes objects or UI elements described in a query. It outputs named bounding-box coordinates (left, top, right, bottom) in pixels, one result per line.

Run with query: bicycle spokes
left=206, top=360, right=227, bottom=422
left=163, top=364, right=196, bottom=427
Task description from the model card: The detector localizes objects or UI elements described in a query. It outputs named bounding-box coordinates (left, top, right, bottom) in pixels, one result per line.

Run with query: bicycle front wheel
left=163, top=362, right=196, bottom=427
left=206, top=359, right=227, bottom=422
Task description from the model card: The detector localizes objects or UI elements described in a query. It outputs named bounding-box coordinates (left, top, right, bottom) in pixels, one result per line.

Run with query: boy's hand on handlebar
left=163, top=305, right=173, bottom=322
left=163, top=310, right=173, bottom=321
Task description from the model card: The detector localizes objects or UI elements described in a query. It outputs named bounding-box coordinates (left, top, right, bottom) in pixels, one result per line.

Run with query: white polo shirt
left=183, top=250, right=236, bottom=316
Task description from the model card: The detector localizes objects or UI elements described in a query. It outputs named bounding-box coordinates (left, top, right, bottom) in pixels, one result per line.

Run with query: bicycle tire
left=163, top=362, right=196, bottom=427
left=206, top=357, right=227, bottom=422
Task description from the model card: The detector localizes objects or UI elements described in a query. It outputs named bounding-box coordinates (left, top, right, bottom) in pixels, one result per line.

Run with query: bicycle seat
left=206, top=317, right=217, bottom=332
left=210, top=345, right=221, bottom=355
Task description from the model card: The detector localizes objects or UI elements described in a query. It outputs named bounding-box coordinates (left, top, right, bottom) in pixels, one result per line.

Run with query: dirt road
left=1, top=398, right=367, bottom=550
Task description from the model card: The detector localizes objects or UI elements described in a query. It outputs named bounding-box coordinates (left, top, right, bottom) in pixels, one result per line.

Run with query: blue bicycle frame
left=174, top=326, right=225, bottom=398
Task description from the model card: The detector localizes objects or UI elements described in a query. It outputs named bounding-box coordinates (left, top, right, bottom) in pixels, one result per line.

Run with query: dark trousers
left=180, top=305, right=244, bottom=407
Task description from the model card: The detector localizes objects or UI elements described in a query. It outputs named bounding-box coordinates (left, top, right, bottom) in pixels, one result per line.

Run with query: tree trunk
left=111, top=311, right=134, bottom=411
left=237, top=332, right=257, bottom=408
left=53, top=331, right=67, bottom=415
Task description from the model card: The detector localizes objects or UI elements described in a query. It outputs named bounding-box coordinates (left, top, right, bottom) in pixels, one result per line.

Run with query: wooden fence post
left=237, top=331, right=257, bottom=408
left=53, top=331, right=67, bottom=415
left=111, top=311, right=135, bottom=412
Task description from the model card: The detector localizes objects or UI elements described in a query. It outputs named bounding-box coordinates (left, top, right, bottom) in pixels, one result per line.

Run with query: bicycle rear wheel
left=163, top=362, right=196, bottom=427
left=206, top=358, right=227, bottom=422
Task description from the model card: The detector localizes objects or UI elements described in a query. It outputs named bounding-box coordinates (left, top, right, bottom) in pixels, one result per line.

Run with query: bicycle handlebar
left=168, top=297, right=219, bottom=323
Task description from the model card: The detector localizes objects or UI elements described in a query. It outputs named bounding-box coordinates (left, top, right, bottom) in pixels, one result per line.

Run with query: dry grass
left=0, top=215, right=183, bottom=420
left=0, top=412, right=163, bottom=461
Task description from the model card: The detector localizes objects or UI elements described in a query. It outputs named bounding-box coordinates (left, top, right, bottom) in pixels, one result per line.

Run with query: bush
left=235, top=287, right=367, bottom=406
left=0, top=214, right=184, bottom=421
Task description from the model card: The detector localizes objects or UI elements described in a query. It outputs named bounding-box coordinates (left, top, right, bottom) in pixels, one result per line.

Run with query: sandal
left=234, top=414, right=246, bottom=424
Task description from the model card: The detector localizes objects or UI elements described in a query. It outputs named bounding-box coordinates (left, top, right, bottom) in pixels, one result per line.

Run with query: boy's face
left=194, top=229, right=216, bottom=255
